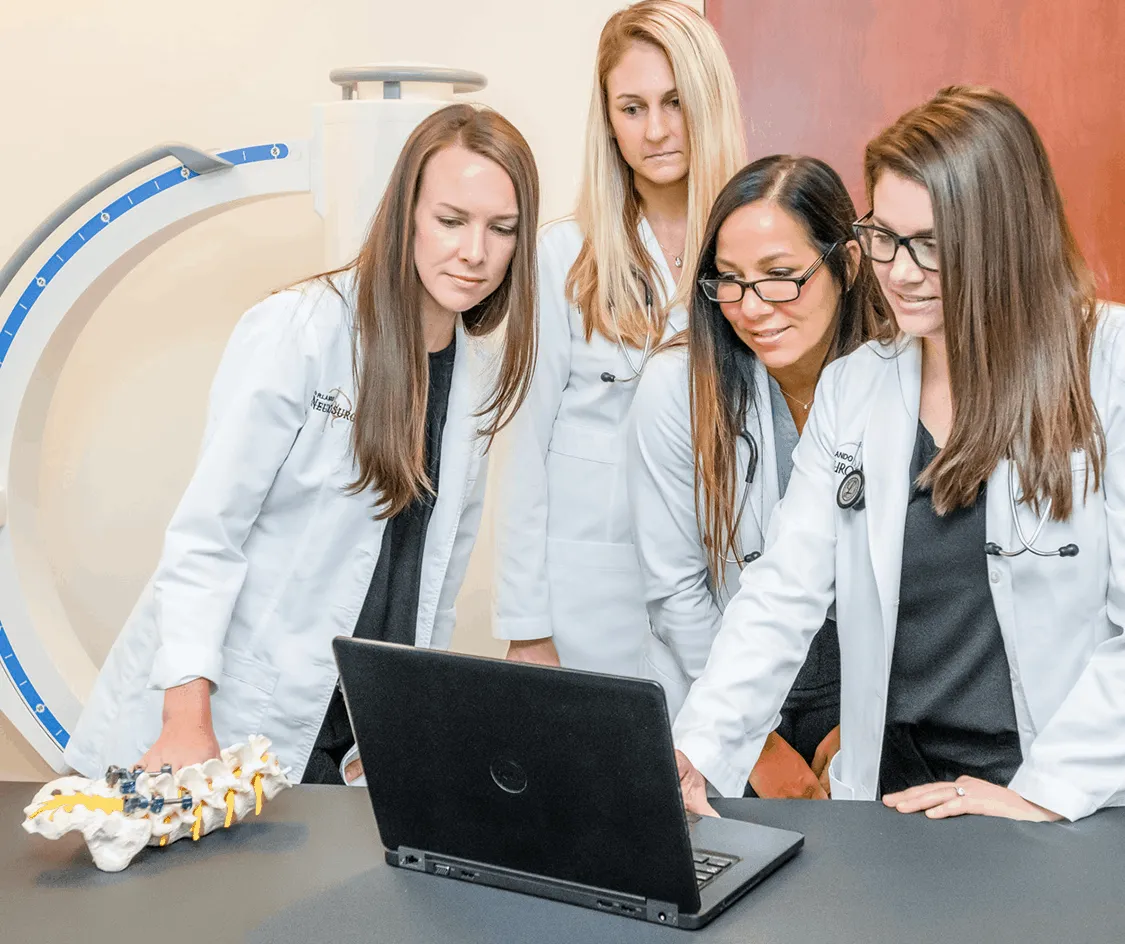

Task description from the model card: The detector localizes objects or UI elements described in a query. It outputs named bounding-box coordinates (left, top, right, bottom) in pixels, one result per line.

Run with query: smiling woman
left=62, top=104, right=542, bottom=788
left=628, top=155, right=887, bottom=799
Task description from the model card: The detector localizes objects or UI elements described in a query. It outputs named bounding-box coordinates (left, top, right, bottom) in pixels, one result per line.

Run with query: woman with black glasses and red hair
left=675, top=87, right=1125, bottom=823
left=627, top=154, right=887, bottom=798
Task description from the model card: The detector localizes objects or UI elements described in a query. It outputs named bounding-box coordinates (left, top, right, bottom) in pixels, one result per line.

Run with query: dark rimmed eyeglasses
left=698, top=241, right=841, bottom=305
left=852, top=211, right=940, bottom=272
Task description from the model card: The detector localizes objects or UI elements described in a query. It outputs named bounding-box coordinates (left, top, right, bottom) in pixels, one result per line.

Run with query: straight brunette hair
left=865, top=86, right=1104, bottom=518
left=324, top=103, right=539, bottom=518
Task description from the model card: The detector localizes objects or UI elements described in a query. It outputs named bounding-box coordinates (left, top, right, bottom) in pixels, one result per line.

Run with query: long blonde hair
left=567, top=0, right=745, bottom=347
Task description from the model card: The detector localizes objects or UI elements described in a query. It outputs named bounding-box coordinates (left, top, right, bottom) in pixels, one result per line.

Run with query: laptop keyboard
left=693, top=850, right=736, bottom=889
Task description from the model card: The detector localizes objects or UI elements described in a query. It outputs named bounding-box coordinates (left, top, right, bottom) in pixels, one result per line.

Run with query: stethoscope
left=600, top=276, right=655, bottom=384
left=836, top=444, right=1080, bottom=558
left=725, top=428, right=764, bottom=565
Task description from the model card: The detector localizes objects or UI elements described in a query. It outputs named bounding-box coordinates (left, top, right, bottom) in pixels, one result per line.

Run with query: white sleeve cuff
left=147, top=643, right=221, bottom=692
left=492, top=616, right=553, bottom=642
left=1008, top=765, right=1098, bottom=822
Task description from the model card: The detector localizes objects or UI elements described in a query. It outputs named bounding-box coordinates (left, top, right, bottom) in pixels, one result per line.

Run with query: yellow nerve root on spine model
left=22, top=735, right=292, bottom=871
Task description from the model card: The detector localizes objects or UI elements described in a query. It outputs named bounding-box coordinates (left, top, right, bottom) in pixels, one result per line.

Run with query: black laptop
left=332, top=638, right=803, bottom=930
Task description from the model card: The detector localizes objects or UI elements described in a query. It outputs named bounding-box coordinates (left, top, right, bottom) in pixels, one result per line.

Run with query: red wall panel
left=707, top=0, right=1125, bottom=300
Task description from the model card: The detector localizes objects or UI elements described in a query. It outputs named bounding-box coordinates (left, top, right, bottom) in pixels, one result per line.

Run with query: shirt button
left=990, top=571, right=1001, bottom=584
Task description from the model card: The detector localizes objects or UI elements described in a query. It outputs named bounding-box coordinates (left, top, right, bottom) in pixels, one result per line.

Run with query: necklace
left=778, top=385, right=813, bottom=411
left=656, top=239, right=684, bottom=268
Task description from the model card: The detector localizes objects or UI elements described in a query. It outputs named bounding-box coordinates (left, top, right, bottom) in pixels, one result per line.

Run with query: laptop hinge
left=645, top=899, right=680, bottom=927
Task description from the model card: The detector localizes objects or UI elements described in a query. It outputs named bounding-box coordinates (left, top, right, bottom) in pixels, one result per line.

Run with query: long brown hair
left=567, top=0, right=745, bottom=348
left=326, top=103, right=539, bottom=518
left=690, top=156, right=887, bottom=582
left=865, top=86, right=1104, bottom=518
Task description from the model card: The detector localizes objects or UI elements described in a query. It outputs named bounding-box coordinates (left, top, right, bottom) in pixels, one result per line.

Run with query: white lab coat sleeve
left=672, top=361, right=841, bottom=798
left=490, top=229, right=573, bottom=640
left=1009, top=333, right=1125, bottom=822
left=626, top=351, right=722, bottom=681
left=147, top=289, right=318, bottom=690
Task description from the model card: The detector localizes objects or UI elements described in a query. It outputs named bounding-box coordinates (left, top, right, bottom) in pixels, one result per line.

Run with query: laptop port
left=458, top=869, right=477, bottom=880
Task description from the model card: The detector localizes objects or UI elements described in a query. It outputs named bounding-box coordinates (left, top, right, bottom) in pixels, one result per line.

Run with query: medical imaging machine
left=0, top=66, right=487, bottom=770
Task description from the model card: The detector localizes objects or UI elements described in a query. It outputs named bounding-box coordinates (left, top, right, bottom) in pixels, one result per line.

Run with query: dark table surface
left=4, top=782, right=1122, bottom=943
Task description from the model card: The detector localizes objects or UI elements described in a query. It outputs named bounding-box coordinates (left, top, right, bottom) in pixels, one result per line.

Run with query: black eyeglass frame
left=697, top=240, right=842, bottom=305
left=852, top=211, right=940, bottom=272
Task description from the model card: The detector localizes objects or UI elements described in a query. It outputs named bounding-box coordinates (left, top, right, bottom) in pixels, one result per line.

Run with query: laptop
left=332, top=638, right=803, bottom=930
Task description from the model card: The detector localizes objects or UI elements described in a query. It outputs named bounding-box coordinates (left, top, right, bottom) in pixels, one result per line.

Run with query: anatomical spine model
left=22, top=735, right=292, bottom=871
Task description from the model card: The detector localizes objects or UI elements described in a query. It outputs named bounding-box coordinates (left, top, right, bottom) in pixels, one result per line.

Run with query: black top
left=879, top=421, right=1023, bottom=794
left=303, top=337, right=457, bottom=784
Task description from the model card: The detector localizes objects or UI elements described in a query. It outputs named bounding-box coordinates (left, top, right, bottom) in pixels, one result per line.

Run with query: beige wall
left=0, top=1, right=703, bottom=780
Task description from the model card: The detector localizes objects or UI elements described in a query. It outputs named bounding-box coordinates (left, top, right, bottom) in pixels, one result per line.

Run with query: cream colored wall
left=0, top=1, right=704, bottom=780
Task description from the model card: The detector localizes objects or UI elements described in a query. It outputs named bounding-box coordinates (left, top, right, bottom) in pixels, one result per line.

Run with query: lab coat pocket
left=209, top=647, right=282, bottom=746
left=827, top=750, right=855, bottom=801
left=547, top=422, right=617, bottom=464
left=546, top=538, right=648, bottom=674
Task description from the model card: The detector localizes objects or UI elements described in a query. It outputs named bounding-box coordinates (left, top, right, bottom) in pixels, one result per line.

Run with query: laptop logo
left=489, top=758, right=528, bottom=795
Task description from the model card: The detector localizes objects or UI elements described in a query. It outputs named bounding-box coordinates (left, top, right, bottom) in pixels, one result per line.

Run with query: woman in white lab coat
left=492, top=0, right=745, bottom=672
left=675, top=86, right=1125, bottom=822
left=628, top=155, right=887, bottom=798
left=64, top=103, right=541, bottom=785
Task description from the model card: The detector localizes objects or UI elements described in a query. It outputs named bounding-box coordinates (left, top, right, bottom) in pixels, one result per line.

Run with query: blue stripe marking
left=0, top=620, right=69, bottom=748
left=0, top=142, right=290, bottom=748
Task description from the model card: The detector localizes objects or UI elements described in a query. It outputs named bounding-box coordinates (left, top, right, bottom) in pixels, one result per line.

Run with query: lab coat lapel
left=864, top=339, right=921, bottom=664
left=416, top=317, right=474, bottom=647
left=639, top=217, right=688, bottom=335
left=747, top=356, right=780, bottom=540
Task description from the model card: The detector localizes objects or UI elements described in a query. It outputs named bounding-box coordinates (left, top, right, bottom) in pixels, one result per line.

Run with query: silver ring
left=955, top=785, right=967, bottom=797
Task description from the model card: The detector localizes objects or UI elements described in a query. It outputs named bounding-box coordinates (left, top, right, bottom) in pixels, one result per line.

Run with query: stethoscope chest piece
left=837, top=468, right=865, bottom=510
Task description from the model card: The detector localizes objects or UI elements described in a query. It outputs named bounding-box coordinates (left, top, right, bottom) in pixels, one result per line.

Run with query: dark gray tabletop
left=5, top=782, right=1121, bottom=942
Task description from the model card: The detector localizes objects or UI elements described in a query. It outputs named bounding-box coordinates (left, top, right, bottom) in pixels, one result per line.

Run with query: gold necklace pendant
left=779, top=385, right=812, bottom=411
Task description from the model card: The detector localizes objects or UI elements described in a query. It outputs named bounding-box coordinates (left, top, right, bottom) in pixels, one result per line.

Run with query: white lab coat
left=65, top=273, right=491, bottom=781
left=675, top=303, right=1125, bottom=822
left=491, top=218, right=686, bottom=674
left=627, top=346, right=781, bottom=718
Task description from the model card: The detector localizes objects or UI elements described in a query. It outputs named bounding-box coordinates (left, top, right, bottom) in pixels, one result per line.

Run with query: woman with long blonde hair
left=493, top=0, right=745, bottom=673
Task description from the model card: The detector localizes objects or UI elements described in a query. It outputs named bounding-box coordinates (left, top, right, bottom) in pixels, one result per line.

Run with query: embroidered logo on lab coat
left=311, top=388, right=355, bottom=426
left=833, top=442, right=859, bottom=477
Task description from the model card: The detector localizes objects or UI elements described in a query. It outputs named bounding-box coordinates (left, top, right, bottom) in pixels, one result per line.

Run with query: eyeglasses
left=698, top=241, right=840, bottom=305
left=852, top=212, right=939, bottom=272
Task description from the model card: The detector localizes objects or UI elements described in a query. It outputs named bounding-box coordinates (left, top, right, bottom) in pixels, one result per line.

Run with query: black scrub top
left=879, top=421, right=1023, bottom=794
left=303, top=337, right=457, bottom=784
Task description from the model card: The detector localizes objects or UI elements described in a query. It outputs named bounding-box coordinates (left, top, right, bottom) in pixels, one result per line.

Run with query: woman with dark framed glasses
left=626, top=155, right=887, bottom=798
left=674, top=87, right=1125, bottom=823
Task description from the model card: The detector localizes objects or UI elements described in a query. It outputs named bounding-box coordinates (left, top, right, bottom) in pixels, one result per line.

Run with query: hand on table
left=749, top=731, right=828, bottom=800
left=883, top=776, right=1063, bottom=822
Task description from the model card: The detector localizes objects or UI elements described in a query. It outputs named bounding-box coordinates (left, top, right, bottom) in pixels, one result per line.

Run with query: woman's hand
left=810, top=725, right=841, bottom=797
left=138, top=678, right=221, bottom=772
left=676, top=750, right=719, bottom=817
left=749, top=731, right=829, bottom=799
left=505, top=637, right=562, bottom=666
left=883, top=776, right=1063, bottom=822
